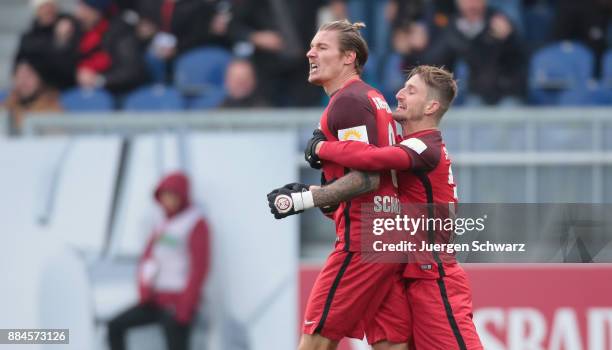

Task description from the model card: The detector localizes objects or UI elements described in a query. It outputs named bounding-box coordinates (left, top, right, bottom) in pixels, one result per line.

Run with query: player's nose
left=306, top=48, right=316, bottom=58
left=395, top=90, right=403, bottom=101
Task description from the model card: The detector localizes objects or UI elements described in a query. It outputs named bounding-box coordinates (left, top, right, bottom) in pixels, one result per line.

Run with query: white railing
left=20, top=107, right=612, bottom=203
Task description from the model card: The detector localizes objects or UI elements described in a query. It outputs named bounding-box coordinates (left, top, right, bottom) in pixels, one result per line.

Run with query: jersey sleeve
left=319, top=141, right=412, bottom=171
left=396, top=137, right=441, bottom=171
left=327, top=94, right=379, bottom=145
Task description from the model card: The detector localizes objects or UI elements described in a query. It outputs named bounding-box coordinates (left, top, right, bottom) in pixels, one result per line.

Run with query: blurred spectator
left=135, top=0, right=231, bottom=83
left=220, top=59, right=268, bottom=108
left=553, top=0, right=612, bottom=76
left=488, top=0, right=524, bottom=34
left=387, top=0, right=426, bottom=28
left=108, top=172, right=210, bottom=350
left=228, top=0, right=345, bottom=107
left=426, top=0, right=526, bottom=105
left=388, top=1, right=452, bottom=70
left=364, top=0, right=455, bottom=56
left=393, top=22, right=430, bottom=65
left=3, top=59, right=62, bottom=132
left=15, top=0, right=80, bottom=90
left=136, top=0, right=231, bottom=56
left=75, top=0, right=148, bottom=93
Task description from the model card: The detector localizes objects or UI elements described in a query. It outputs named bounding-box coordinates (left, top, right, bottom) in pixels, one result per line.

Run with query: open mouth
left=397, top=103, right=407, bottom=111
left=309, top=63, right=319, bottom=73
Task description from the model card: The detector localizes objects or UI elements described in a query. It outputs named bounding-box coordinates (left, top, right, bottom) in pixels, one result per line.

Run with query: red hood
left=154, top=171, right=191, bottom=217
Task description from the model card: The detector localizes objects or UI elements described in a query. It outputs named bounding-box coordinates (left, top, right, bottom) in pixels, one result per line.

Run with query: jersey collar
left=402, top=128, right=439, bottom=139
left=329, top=76, right=362, bottom=98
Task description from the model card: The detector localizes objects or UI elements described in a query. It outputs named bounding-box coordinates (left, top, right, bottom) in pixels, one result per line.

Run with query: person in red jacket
left=108, top=171, right=210, bottom=350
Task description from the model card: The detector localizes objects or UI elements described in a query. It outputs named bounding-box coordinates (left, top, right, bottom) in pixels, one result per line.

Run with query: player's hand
left=304, top=129, right=327, bottom=169
left=267, top=183, right=314, bottom=219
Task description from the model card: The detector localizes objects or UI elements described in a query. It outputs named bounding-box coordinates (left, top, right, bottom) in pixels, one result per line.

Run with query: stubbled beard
left=393, top=108, right=424, bottom=122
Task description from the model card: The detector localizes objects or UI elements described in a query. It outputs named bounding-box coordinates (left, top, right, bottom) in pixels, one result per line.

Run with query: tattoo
left=311, top=171, right=380, bottom=208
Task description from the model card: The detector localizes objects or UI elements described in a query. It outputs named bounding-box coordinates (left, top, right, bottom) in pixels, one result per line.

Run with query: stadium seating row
left=364, top=41, right=612, bottom=107
left=528, top=41, right=612, bottom=105
left=3, top=42, right=612, bottom=111
left=42, top=46, right=231, bottom=112
left=59, top=85, right=226, bottom=112
left=61, top=46, right=232, bottom=111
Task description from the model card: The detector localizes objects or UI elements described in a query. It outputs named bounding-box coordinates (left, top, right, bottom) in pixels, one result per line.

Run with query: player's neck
left=323, top=71, right=359, bottom=96
left=400, top=119, right=438, bottom=137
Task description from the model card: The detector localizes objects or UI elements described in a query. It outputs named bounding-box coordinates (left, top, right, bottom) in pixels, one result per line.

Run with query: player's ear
left=343, top=50, right=357, bottom=66
left=425, top=99, right=440, bottom=117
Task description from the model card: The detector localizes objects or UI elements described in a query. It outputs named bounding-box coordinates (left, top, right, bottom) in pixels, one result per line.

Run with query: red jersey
left=319, top=78, right=399, bottom=252
left=318, top=129, right=461, bottom=278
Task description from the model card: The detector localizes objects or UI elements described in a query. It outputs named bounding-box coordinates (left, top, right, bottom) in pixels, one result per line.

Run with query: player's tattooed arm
left=266, top=171, right=379, bottom=219
left=311, top=171, right=380, bottom=208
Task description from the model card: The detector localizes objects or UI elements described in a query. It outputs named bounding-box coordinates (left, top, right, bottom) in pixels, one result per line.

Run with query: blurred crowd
left=1, top=0, right=612, bottom=129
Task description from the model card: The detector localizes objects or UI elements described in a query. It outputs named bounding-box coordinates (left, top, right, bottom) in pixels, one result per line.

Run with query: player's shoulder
left=331, top=80, right=386, bottom=111
left=400, top=130, right=442, bottom=148
left=332, top=81, right=370, bottom=104
left=398, top=129, right=444, bottom=161
left=343, top=80, right=384, bottom=99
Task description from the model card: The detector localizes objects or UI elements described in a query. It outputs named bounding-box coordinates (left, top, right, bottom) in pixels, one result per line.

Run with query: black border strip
left=415, top=171, right=467, bottom=350
left=343, top=201, right=352, bottom=252
left=314, top=251, right=354, bottom=334
left=437, top=278, right=468, bottom=350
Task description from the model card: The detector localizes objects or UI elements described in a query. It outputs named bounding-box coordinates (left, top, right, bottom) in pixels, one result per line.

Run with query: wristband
left=291, top=190, right=314, bottom=211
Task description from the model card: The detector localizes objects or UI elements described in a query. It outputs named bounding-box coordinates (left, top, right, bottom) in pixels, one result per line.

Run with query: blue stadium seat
left=602, top=49, right=612, bottom=88
left=528, top=41, right=595, bottom=105
left=174, top=46, right=232, bottom=96
left=0, top=89, right=7, bottom=104
left=123, top=84, right=185, bottom=111
left=186, top=89, right=226, bottom=110
left=558, top=81, right=612, bottom=106
left=60, top=88, right=114, bottom=111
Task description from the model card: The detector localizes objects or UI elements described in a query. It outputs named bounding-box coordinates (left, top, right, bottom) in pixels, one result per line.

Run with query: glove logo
left=274, top=194, right=293, bottom=213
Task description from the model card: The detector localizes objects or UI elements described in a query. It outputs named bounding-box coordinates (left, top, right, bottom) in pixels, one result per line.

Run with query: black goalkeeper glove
left=304, top=129, right=327, bottom=169
left=267, top=183, right=314, bottom=219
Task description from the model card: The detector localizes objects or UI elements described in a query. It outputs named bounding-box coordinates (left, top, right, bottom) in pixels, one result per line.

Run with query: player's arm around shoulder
left=316, top=140, right=411, bottom=171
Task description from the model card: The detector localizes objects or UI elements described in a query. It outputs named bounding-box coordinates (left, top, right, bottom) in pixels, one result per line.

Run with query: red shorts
left=364, top=272, right=412, bottom=345
left=407, top=269, right=483, bottom=350
left=302, top=250, right=401, bottom=341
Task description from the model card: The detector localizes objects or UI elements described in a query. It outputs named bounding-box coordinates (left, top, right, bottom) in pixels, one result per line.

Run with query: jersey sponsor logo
left=338, top=125, right=369, bottom=143
left=373, top=195, right=401, bottom=214
left=274, top=194, right=293, bottom=213
left=401, top=138, right=427, bottom=154
left=371, top=96, right=392, bottom=113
